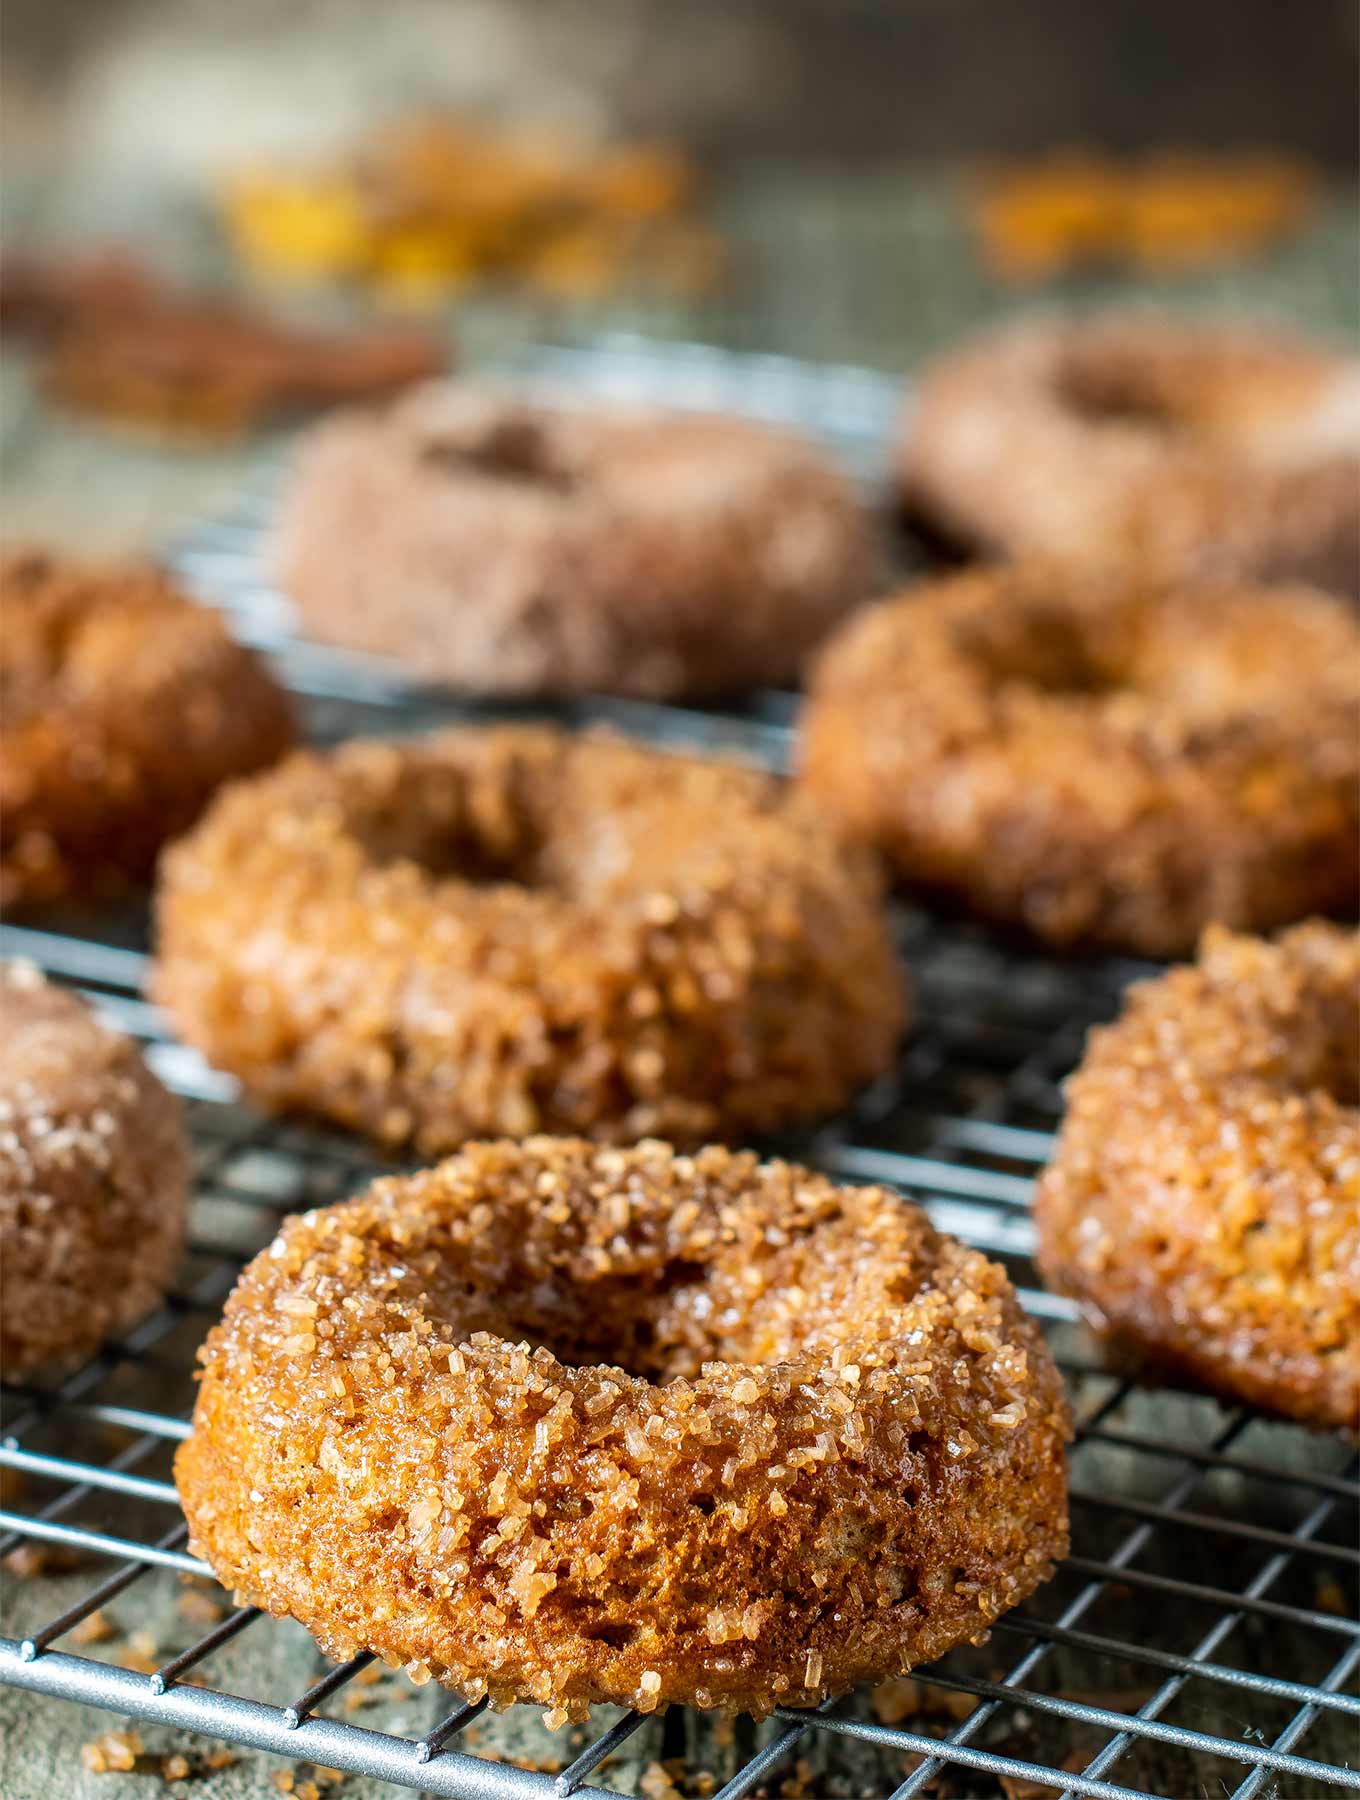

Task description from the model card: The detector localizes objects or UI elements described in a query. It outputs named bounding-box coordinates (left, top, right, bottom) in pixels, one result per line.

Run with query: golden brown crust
left=154, top=726, right=905, bottom=1150
left=1, top=552, right=296, bottom=908
left=1035, top=924, right=1360, bottom=1432
left=800, top=564, right=1360, bottom=956
left=176, top=1138, right=1071, bottom=1718
left=270, top=383, right=877, bottom=698
left=0, top=962, right=190, bottom=1377
left=900, top=314, right=1360, bottom=598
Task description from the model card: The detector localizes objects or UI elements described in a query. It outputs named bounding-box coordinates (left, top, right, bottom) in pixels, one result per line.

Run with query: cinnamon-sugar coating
left=270, top=383, right=877, bottom=699
left=1, top=551, right=295, bottom=908
left=177, top=1139, right=1071, bottom=1718
left=800, top=565, right=1359, bottom=956
left=900, top=313, right=1360, bottom=597
left=0, top=962, right=189, bottom=1376
left=1036, top=924, right=1359, bottom=1431
left=154, top=726, right=905, bottom=1151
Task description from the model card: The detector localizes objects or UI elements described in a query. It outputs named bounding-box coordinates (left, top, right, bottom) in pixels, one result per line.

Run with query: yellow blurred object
left=219, top=115, right=719, bottom=302
left=583, top=144, right=697, bottom=219
left=222, top=175, right=370, bottom=281
left=1122, top=155, right=1317, bottom=269
left=973, top=149, right=1318, bottom=281
left=525, top=224, right=631, bottom=302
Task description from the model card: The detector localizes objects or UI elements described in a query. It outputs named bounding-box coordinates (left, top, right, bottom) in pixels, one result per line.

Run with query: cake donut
left=1036, top=924, right=1359, bottom=1431
left=900, top=313, right=1360, bottom=597
left=1, top=551, right=295, bottom=908
left=0, top=962, right=190, bottom=1377
left=800, top=564, right=1360, bottom=956
left=154, top=726, right=906, bottom=1151
left=176, top=1138, right=1072, bottom=1718
left=269, top=382, right=877, bottom=698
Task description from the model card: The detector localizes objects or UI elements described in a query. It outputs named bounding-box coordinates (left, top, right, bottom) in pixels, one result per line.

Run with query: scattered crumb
left=70, top=1609, right=114, bottom=1647
left=1000, top=1750, right=1091, bottom=1799
left=161, top=1753, right=191, bottom=1780
left=341, top=1661, right=386, bottom=1711
left=1317, top=1580, right=1347, bottom=1615
left=205, top=1748, right=237, bottom=1771
left=271, top=1774, right=294, bottom=1796
left=918, top=1682, right=976, bottom=1723
left=641, top=1762, right=680, bottom=1800
left=4, top=1542, right=84, bottom=1578
left=872, top=1677, right=921, bottom=1724
left=177, top=1587, right=225, bottom=1627
left=115, top=1644, right=160, bottom=1676
left=80, top=1729, right=142, bottom=1773
left=778, top=1758, right=815, bottom=1799
left=897, top=1754, right=957, bottom=1799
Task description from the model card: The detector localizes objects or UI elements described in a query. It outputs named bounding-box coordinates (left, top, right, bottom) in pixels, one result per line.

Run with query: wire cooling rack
left=3, top=339, right=1358, bottom=1799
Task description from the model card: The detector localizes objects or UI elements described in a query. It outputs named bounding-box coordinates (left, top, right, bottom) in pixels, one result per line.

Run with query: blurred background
left=1, top=0, right=1357, bottom=541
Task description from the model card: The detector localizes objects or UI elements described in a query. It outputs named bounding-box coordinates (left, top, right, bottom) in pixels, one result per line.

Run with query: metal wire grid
left=2, top=341, right=1358, bottom=1797
left=2, top=902, right=1357, bottom=1800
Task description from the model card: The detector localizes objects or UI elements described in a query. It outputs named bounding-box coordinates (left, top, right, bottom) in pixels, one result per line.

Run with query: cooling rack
left=3, top=338, right=1358, bottom=1799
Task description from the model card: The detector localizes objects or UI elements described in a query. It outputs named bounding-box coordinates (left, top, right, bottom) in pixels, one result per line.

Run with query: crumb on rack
left=70, top=1608, right=114, bottom=1646
left=177, top=1584, right=225, bottom=1627
left=80, top=1729, right=142, bottom=1773
left=3, top=1541, right=84, bottom=1579
left=640, top=1763, right=680, bottom=1800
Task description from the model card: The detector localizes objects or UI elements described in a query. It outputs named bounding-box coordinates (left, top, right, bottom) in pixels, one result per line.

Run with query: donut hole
left=338, top=754, right=554, bottom=890
left=1055, top=356, right=1189, bottom=434
left=397, top=1182, right=907, bottom=1385
left=1052, top=335, right=1248, bottom=438
left=435, top=1255, right=744, bottom=1382
left=955, top=609, right=1124, bottom=700
left=419, top=413, right=577, bottom=492
left=1051, top=334, right=1328, bottom=446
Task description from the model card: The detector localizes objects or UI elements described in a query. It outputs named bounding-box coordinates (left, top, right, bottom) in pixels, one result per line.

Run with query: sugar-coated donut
left=900, top=313, right=1360, bottom=597
left=1036, top=924, right=1359, bottom=1431
left=269, top=382, right=877, bottom=698
left=176, top=1138, right=1071, bottom=1718
left=1, top=551, right=295, bottom=908
left=154, top=726, right=906, bottom=1151
left=800, top=564, right=1359, bottom=956
left=0, top=962, right=190, bottom=1376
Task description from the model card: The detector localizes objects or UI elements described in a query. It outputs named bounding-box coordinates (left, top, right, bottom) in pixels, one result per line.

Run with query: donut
left=1, top=251, right=446, bottom=443
left=154, top=726, right=905, bottom=1151
left=176, top=1138, right=1071, bottom=1718
left=800, top=564, right=1360, bottom=956
left=1036, top=924, right=1359, bottom=1431
left=899, top=313, right=1360, bottom=598
left=268, top=382, right=877, bottom=698
left=0, top=962, right=190, bottom=1377
left=1, top=551, right=295, bottom=909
